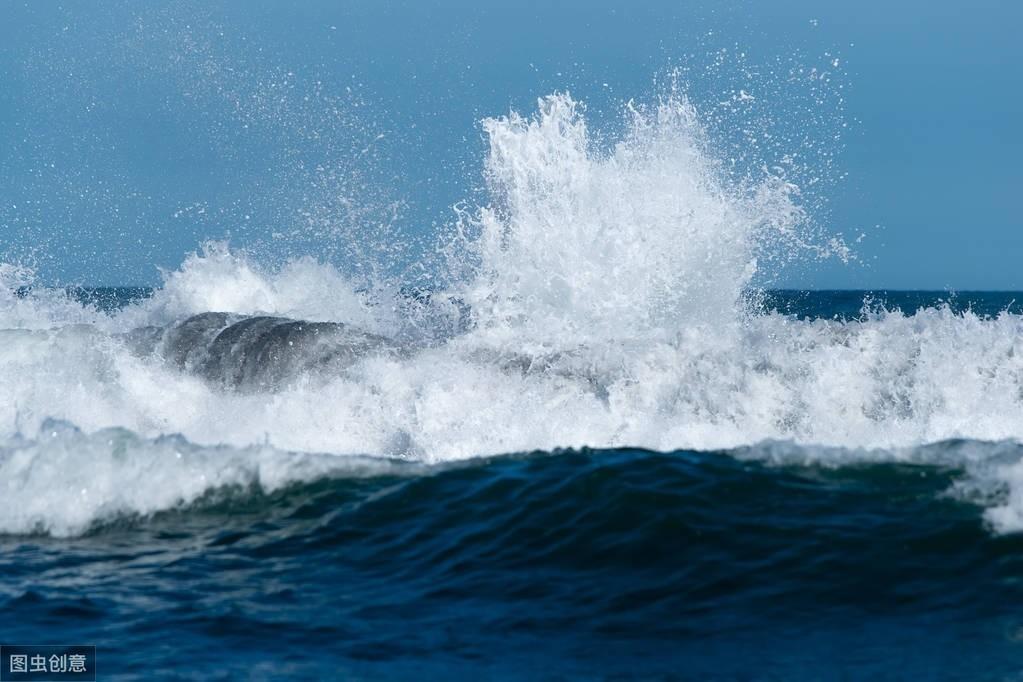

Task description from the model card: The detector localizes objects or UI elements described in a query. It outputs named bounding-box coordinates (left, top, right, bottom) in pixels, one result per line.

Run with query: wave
left=3, top=422, right=1022, bottom=540
left=0, top=419, right=415, bottom=537
left=125, top=312, right=403, bottom=392
left=4, top=279, right=1023, bottom=454
left=3, top=92, right=1023, bottom=535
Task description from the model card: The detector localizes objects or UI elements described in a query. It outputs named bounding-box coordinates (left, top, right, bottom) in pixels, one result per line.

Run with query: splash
left=455, top=92, right=806, bottom=343
left=4, top=90, right=1023, bottom=535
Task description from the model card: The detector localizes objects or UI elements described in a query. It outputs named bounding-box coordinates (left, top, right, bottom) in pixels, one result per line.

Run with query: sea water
left=2, top=93, right=1023, bottom=680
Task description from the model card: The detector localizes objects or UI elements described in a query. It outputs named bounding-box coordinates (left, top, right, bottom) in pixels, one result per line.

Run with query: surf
left=3, top=91, right=1023, bottom=536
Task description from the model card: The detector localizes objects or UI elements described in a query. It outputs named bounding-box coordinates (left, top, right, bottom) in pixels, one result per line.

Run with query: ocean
left=3, top=93, right=1023, bottom=680
left=3, top=283, right=1023, bottom=680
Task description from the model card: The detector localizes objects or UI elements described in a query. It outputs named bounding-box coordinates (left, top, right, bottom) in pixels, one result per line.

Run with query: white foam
left=0, top=420, right=407, bottom=537
left=457, top=92, right=805, bottom=344
left=0, top=242, right=393, bottom=336
left=4, top=91, right=1023, bottom=534
left=138, top=243, right=391, bottom=331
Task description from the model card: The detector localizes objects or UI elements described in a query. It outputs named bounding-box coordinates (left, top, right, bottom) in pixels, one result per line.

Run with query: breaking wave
left=4, top=92, right=1023, bottom=535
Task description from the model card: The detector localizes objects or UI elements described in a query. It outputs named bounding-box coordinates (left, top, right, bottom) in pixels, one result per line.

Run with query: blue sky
left=0, top=0, right=1020, bottom=289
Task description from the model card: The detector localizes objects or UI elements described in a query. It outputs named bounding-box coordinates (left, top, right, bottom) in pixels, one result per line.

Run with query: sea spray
left=456, top=91, right=806, bottom=343
left=3, top=92, right=1023, bottom=535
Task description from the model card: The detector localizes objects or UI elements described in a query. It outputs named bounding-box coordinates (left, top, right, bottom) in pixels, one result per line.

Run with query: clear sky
left=0, top=0, right=1020, bottom=289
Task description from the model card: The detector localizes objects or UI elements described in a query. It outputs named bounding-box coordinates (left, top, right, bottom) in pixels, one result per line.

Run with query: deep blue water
left=23, top=285, right=1023, bottom=318
left=3, top=290, right=1023, bottom=680
left=4, top=448, right=1023, bottom=680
